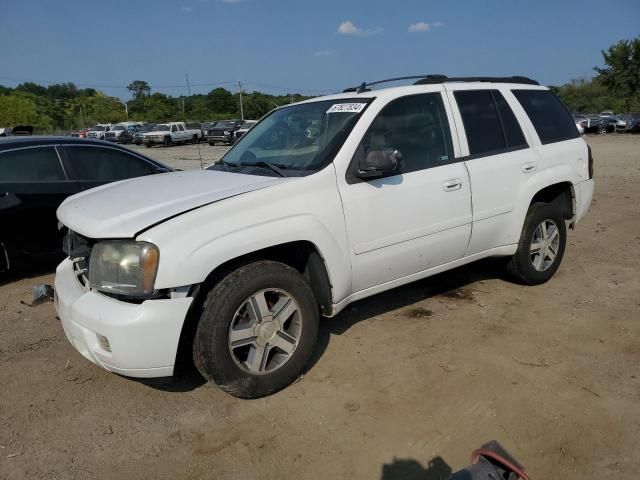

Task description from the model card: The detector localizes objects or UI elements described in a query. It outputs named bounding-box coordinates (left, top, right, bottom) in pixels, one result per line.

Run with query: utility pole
left=185, top=73, right=191, bottom=96
left=238, top=80, right=244, bottom=120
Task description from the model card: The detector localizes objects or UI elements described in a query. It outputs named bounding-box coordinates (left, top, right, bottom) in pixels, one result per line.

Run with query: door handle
left=521, top=162, right=537, bottom=174
left=442, top=179, right=462, bottom=192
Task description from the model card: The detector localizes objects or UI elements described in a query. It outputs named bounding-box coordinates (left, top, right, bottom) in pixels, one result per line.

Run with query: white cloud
left=314, top=50, right=337, bottom=57
left=408, top=21, right=444, bottom=33
left=181, top=5, right=193, bottom=12
left=337, top=20, right=383, bottom=37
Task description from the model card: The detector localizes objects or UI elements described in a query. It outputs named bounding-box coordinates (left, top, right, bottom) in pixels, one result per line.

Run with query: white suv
left=55, top=75, right=594, bottom=398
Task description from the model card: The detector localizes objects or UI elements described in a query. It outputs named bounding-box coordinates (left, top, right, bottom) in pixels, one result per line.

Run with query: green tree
left=595, top=37, right=640, bottom=114
left=127, top=80, right=151, bottom=99
left=0, top=94, right=54, bottom=129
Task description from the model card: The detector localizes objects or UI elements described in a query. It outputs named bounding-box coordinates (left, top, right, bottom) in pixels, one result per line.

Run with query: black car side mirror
left=357, top=148, right=403, bottom=179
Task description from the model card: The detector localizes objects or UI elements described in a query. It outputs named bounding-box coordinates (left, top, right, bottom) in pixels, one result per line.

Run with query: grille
left=235, top=131, right=245, bottom=140
left=209, top=129, right=225, bottom=136
left=63, top=230, right=93, bottom=289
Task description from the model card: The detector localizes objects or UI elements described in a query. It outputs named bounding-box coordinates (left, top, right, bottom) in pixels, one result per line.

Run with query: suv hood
left=57, top=169, right=289, bottom=238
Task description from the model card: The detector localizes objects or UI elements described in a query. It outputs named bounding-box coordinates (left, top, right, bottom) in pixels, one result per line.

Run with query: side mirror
left=357, top=148, right=403, bottom=179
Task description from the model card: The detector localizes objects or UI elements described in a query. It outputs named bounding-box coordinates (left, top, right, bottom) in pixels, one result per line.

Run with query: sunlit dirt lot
left=1, top=134, right=639, bottom=479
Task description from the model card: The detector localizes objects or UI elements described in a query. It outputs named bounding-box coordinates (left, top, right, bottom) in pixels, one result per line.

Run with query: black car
left=0, top=137, right=172, bottom=272
left=207, top=120, right=245, bottom=145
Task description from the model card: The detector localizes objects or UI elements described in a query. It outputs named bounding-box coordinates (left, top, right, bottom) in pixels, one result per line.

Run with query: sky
left=0, top=0, right=638, bottom=99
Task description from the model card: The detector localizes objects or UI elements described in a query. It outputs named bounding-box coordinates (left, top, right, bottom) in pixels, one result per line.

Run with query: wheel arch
left=173, top=240, right=333, bottom=373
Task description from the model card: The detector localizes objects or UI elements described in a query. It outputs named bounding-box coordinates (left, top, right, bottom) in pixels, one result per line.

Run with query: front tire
left=163, top=136, right=172, bottom=147
left=506, top=202, right=567, bottom=285
left=193, top=260, right=319, bottom=398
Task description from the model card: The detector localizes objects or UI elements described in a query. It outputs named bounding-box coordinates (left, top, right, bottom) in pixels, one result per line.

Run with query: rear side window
left=493, top=92, right=527, bottom=148
left=512, top=90, right=579, bottom=144
left=455, top=90, right=505, bottom=156
left=62, top=146, right=155, bottom=181
left=0, top=147, right=65, bottom=182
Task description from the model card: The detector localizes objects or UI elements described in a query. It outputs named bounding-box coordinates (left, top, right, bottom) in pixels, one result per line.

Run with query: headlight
left=89, top=241, right=159, bottom=297
left=223, top=130, right=230, bottom=135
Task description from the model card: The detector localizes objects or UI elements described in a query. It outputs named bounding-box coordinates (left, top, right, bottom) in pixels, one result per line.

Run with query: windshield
left=153, top=124, right=170, bottom=131
left=112, top=125, right=125, bottom=131
left=216, top=121, right=237, bottom=129
left=92, top=126, right=106, bottom=131
left=208, top=99, right=370, bottom=176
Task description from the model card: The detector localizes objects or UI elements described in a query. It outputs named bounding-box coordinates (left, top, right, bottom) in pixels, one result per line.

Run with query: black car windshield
left=208, top=98, right=371, bottom=176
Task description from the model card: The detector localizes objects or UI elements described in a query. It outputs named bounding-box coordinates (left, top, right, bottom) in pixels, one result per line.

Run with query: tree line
left=1, top=37, right=638, bottom=130
left=0, top=80, right=312, bottom=131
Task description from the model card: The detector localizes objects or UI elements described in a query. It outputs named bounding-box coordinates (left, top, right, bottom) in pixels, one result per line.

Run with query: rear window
left=512, top=90, right=579, bottom=144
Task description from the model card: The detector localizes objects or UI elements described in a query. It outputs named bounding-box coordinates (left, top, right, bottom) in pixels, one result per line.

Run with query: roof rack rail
left=343, top=75, right=440, bottom=93
left=343, top=75, right=539, bottom=93
left=414, top=75, right=539, bottom=86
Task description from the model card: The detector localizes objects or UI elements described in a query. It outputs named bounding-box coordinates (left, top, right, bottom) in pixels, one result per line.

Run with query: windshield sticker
left=326, top=103, right=367, bottom=114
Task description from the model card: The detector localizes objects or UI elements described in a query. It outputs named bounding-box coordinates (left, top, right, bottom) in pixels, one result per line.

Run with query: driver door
left=337, top=92, right=473, bottom=293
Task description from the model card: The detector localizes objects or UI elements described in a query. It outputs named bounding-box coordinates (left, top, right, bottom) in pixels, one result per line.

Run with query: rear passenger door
left=59, top=145, right=158, bottom=191
left=447, top=87, right=538, bottom=254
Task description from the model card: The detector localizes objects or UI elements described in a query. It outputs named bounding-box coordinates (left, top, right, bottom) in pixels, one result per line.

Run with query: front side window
left=512, top=90, right=579, bottom=144
left=62, top=146, right=155, bottom=181
left=0, top=147, right=65, bottom=182
left=354, top=93, right=454, bottom=175
left=209, top=99, right=371, bottom=176
left=171, top=125, right=178, bottom=132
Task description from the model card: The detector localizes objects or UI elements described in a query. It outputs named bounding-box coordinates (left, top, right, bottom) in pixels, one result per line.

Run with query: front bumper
left=54, top=258, right=193, bottom=378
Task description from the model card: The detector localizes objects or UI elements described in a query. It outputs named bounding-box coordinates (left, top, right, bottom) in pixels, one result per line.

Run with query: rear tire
left=209, top=141, right=215, bottom=146
left=193, top=260, right=319, bottom=399
left=506, top=202, right=567, bottom=285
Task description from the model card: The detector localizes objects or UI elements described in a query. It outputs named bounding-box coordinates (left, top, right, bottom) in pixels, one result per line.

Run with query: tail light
left=587, top=144, right=594, bottom=179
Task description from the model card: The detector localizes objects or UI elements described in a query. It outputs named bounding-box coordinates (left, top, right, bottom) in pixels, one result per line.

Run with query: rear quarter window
left=512, top=90, right=579, bottom=144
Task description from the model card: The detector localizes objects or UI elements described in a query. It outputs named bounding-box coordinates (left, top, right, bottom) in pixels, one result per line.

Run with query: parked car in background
left=200, top=122, right=216, bottom=142
left=104, top=123, right=141, bottom=144
left=599, top=111, right=614, bottom=117
left=575, top=120, right=584, bottom=135
left=625, top=113, right=640, bottom=133
left=87, top=124, right=112, bottom=140
left=143, top=122, right=200, bottom=147
left=11, top=125, right=34, bottom=136
left=233, top=120, right=257, bottom=141
left=576, top=115, right=608, bottom=134
left=207, top=119, right=245, bottom=145
left=186, top=122, right=205, bottom=142
left=0, top=127, right=12, bottom=137
left=0, top=137, right=172, bottom=273
left=55, top=75, right=593, bottom=399
left=71, top=127, right=91, bottom=138
left=133, top=123, right=156, bottom=145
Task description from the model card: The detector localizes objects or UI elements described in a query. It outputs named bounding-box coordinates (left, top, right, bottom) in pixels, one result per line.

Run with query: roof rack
left=342, top=74, right=539, bottom=93
left=414, top=75, right=539, bottom=86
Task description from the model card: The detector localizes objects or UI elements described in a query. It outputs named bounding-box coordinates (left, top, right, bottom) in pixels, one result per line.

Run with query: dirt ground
left=1, top=134, right=639, bottom=479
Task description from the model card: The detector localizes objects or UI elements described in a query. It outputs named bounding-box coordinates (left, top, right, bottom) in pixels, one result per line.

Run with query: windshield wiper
left=239, top=161, right=287, bottom=177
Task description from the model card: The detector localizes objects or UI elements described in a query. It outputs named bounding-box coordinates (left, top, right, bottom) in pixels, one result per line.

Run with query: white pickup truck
left=142, top=122, right=200, bottom=147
